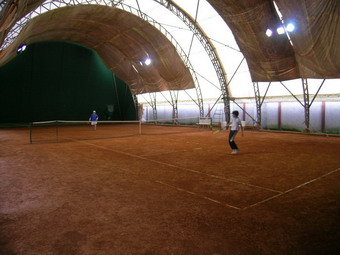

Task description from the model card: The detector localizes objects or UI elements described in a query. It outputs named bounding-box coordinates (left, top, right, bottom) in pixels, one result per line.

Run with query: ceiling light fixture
left=286, top=23, right=295, bottom=32
left=17, top=43, right=27, bottom=54
left=265, top=28, right=273, bottom=37
left=144, top=58, right=151, bottom=66
left=276, top=26, right=285, bottom=35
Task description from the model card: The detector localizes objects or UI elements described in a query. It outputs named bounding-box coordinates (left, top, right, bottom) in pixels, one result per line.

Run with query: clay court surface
left=0, top=125, right=339, bottom=255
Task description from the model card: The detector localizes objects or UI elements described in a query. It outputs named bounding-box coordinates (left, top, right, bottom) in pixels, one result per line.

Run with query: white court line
left=155, top=180, right=241, bottom=210
left=65, top=140, right=340, bottom=211
left=71, top=139, right=282, bottom=194
left=225, top=178, right=282, bottom=194
left=242, top=168, right=340, bottom=210
left=68, top=139, right=241, bottom=210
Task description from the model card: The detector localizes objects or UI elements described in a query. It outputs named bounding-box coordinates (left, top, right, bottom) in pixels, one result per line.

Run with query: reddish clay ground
left=0, top=125, right=339, bottom=255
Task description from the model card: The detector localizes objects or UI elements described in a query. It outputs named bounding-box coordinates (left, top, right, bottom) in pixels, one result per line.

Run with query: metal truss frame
left=142, top=93, right=158, bottom=121
left=205, top=57, right=246, bottom=119
left=152, top=0, right=231, bottom=123
left=280, top=79, right=326, bottom=132
left=150, top=93, right=158, bottom=121
left=160, top=90, right=179, bottom=124
left=253, top=81, right=271, bottom=128
left=301, top=78, right=310, bottom=132
left=302, top=78, right=326, bottom=132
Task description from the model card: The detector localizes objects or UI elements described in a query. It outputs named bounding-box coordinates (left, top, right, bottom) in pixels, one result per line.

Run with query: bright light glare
left=286, top=23, right=295, bottom=32
left=144, top=58, right=151, bottom=66
left=277, top=26, right=285, bottom=35
left=265, top=28, right=273, bottom=37
left=132, top=64, right=139, bottom=73
left=17, top=43, right=27, bottom=53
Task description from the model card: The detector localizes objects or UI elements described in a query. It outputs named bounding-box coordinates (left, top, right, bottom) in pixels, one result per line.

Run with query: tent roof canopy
left=0, top=3, right=195, bottom=94
left=208, top=0, right=339, bottom=81
left=0, top=0, right=339, bottom=94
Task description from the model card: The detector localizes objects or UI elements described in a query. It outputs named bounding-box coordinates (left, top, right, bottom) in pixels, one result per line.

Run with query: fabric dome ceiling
left=0, top=3, right=195, bottom=94
left=208, top=0, right=340, bottom=81
left=0, top=0, right=339, bottom=91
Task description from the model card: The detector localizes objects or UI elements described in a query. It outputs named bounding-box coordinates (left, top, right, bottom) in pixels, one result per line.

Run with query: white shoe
left=231, top=150, right=238, bottom=154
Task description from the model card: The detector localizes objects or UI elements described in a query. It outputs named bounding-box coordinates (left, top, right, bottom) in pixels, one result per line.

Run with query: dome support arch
left=150, top=0, right=231, bottom=122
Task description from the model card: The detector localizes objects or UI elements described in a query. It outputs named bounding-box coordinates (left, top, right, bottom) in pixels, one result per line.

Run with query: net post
left=139, top=121, right=142, bottom=135
left=29, top=122, right=32, bottom=144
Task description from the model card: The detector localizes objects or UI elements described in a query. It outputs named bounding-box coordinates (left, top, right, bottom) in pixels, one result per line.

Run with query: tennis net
left=29, top=117, right=201, bottom=143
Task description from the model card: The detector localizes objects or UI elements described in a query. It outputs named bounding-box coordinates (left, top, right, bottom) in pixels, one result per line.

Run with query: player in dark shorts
left=228, top=110, right=244, bottom=154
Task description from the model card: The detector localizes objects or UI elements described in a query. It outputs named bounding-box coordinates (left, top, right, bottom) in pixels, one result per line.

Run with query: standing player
left=227, top=110, right=244, bottom=154
left=89, top=110, right=99, bottom=130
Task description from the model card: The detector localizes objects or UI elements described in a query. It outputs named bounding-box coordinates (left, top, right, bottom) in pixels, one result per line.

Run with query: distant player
left=89, top=110, right=98, bottom=130
left=227, top=110, right=244, bottom=154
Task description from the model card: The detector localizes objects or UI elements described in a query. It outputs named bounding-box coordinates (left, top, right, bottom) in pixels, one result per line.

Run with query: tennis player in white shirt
left=228, top=110, right=244, bottom=154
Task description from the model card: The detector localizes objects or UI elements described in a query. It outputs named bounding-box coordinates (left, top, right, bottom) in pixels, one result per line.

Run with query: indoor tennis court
left=1, top=126, right=339, bottom=254
left=1, top=0, right=340, bottom=254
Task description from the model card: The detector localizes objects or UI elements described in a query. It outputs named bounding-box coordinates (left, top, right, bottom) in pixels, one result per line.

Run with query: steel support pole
left=253, top=82, right=262, bottom=128
left=169, top=90, right=179, bottom=124
left=302, top=78, right=310, bottom=132
left=161, top=91, right=179, bottom=124
left=151, top=93, right=158, bottom=121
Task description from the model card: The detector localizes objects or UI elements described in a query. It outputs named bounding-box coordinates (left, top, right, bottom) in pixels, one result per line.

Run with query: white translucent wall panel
left=326, top=102, right=340, bottom=131
left=156, top=105, right=173, bottom=120
left=177, top=103, right=200, bottom=119
left=239, top=103, right=256, bottom=126
left=281, top=102, right=305, bottom=131
left=209, top=103, right=225, bottom=123
left=309, top=102, right=322, bottom=132
left=262, top=103, right=279, bottom=129
left=142, top=100, right=340, bottom=132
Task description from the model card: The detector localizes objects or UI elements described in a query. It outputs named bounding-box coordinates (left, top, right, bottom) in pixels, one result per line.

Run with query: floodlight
left=144, top=58, right=151, bottom=66
left=277, top=26, right=285, bottom=35
left=286, top=23, right=295, bottom=32
left=17, top=43, right=27, bottom=54
left=265, top=28, right=273, bottom=37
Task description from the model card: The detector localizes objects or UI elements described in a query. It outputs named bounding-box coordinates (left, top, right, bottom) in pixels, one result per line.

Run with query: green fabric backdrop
left=0, top=41, right=136, bottom=123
